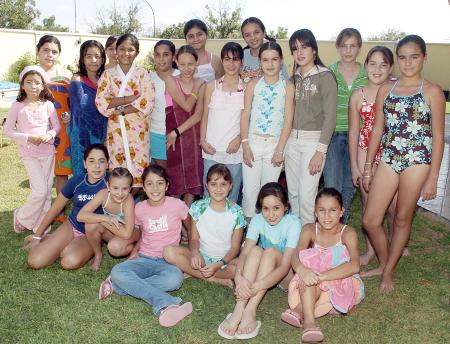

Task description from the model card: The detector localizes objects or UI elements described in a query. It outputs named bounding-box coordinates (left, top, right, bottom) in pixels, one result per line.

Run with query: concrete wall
left=1, top=28, right=450, bottom=90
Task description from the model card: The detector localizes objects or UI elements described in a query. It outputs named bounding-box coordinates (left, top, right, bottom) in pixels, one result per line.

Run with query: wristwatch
left=117, top=105, right=125, bottom=116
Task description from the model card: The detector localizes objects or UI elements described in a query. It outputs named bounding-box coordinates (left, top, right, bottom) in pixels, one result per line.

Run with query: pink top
left=135, top=196, right=189, bottom=257
left=5, top=101, right=60, bottom=157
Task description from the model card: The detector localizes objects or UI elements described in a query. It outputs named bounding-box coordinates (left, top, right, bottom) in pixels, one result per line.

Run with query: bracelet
left=364, top=162, right=373, bottom=166
left=32, top=236, right=42, bottom=240
left=241, top=138, right=249, bottom=143
left=363, top=175, right=372, bottom=178
left=190, top=92, right=198, bottom=100
left=173, top=128, right=181, bottom=138
left=220, top=258, right=228, bottom=266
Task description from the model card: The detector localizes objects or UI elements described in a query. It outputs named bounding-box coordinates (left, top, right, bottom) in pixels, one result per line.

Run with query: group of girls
left=5, top=11, right=445, bottom=343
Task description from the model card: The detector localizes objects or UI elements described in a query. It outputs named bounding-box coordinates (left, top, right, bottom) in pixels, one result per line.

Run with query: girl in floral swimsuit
left=361, top=35, right=445, bottom=293
left=348, top=46, right=397, bottom=266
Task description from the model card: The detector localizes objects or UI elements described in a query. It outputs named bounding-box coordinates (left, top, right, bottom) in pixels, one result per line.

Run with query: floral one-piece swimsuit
left=381, top=79, right=432, bottom=174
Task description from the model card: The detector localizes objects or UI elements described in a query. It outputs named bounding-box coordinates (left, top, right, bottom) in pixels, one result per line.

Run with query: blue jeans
left=110, top=254, right=183, bottom=316
left=203, top=159, right=242, bottom=203
left=323, top=132, right=355, bottom=223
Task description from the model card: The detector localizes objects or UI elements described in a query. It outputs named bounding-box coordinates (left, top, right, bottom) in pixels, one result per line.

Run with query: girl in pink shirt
left=5, top=65, right=60, bottom=234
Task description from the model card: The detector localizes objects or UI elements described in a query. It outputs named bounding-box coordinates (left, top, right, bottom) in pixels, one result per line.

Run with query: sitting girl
left=77, top=167, right=140, bottom=271
left=218, top=182, right=301, bottom=340
left=164, top=164, right=246, bottom=288
left=284, top=188, right=364, bottom=343
left=98, top=165, right=192, bottom=328
left=26, top=144, right=111, bottom=270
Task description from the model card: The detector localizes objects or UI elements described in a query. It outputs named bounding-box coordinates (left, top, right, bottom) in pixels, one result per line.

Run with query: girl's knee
left=250, top=245, right=263, bottom=258
left=107, top=240, right=128, bottom=257
left=163, top=245, right=178, bottom=262
left=263, top=246, right=282, bottom=258
left=362, top=214, right=381, bottom=232
left=60, top=254, right=87, bottom=270
left=164, top=266, right=183, bottom=290
left=27, top=252, right=50, bottom=269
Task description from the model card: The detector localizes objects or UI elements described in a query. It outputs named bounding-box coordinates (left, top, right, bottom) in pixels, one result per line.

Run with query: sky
left=34, top=0, right=450, bottom=42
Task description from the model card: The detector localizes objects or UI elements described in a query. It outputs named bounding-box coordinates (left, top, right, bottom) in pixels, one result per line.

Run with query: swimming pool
left=0, top=81, right=19, bottom=91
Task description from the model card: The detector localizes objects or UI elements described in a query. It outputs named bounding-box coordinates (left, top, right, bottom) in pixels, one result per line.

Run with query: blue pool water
left=0, top=81, right=19, bottom=90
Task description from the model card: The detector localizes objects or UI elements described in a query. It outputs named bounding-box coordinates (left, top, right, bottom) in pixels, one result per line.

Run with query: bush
left=4, top=52, right=36, bottom=83
left=136, top=52, right=155, bottom=72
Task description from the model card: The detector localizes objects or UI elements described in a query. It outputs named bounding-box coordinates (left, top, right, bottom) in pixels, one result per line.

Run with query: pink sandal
left=98, top=276, right=113, bottom=300
left=302, top=326, right=324, bottom=343
left=281, top=308, right=302, bottom=328
left=13, top=209, right=27, bottom=233
left=159, top=302, right=193, bottom=327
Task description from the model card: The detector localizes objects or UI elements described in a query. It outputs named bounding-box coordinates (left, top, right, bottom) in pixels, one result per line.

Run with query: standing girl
left=6, top=66, right=60, bottom=234
left=218, top=183, right=301, bottom=340
left=184, top=19, right=224, bottom=82
left=240, top=17, right=289, bottom=83
left=96, top=33, right=155, bottom=188
left=69, top=40, right=108, bottom=175
left=26, top=144, right=112, bottom=270
left=98, top=165, right=193, bottom=328
left=150, top=40, right=179, bottom=168
left=200, top=42, right=245, bottom=202
left=362, top=35, right=445, bottom=293
left=164, top=164, right=246, bottom=288
left=104, top=36, right=118, bottom=70
left=164, top=45, right=206, bottom=208
left=286, top=188, right=364, bottom=343
left=36, top=35, right=72, bottom=199
left=240, top=41, right=295, bottom=219
left=77, top=167, right=140, bottom=271
left=284, top=29, right=337, bottom=225
left=348, top=46, right=395, bottom=265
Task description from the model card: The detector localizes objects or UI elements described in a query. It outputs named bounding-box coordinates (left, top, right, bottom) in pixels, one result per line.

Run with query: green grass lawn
left=0, top=142, right=449, bottom=344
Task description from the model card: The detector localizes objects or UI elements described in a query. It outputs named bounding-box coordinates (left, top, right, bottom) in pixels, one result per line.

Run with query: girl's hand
left=271, top=151, right=283, bottom=167
left=22, top=235, right=41, bottom=251
left=351, top=167, right=362, bottom=187
left=362, top=174, right=372, bottom=193
left=199, top=262, right=221, bottom=278
left=190, top=251, right=204, bottom=270
left=235, top=277, right=253, bottom=300
left=421, top=178, right=438, bottom=201
left=61, top=112, right=71, bottom=124
left=242, top=143, right=254, bottom=167
left=200, top=140, right=216, bottom=155
left=40, top=133, right=53, bottom=144
left=27, top=135, right=42, bottom=145
left=226, top=136, right=241, bottom=154
left=300, top=268, right=321, bottom=286
left=166, top=130, right=177, bottom=151
left=308, top=151, right=324, bottom=175
left=249, top=280, right=263, bottom=296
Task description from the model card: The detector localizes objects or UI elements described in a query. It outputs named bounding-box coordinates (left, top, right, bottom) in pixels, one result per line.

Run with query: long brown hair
left=17, top=71, right=54, bottom=102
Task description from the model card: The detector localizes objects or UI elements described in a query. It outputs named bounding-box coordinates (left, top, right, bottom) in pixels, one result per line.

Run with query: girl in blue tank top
left=361, top=35, right=445, bottom=294
left=240, top=42, right=295, bottom=219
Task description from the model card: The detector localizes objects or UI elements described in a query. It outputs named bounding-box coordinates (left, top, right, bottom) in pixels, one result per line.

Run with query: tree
left=33, top=16, right=69, bottom=32
left=203, top=1, right=242, bottom=39
left=89, top=2, right=142, bottom=35
left=367, top=28, right=406, bottom=41
left=269, top=27, right=288, bottom=39
left=0, top=0, right=40, bottom=29
left=159, top=22, right=186, bottom=39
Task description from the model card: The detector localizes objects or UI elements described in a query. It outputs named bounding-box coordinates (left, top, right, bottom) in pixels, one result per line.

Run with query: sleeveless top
left=203, top=77, right=245, bottom=164
left=249, top=78, right=286, bottom=137
left=194, top=52, right=216, bottom=82
left=381, top=79, right=432, bottom=173
left=102, top=192, right=125, bottom=221
left=358, top=88, right=382, bottom=161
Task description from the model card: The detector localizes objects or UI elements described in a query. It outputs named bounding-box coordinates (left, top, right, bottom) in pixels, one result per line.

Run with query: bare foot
left=402, top=247, right=410, bottom=257
left=360, top=252, right=375, bottom=266
left=380, top=274, right=395, bottom=293
left=91, top=255, right=103, bottom=272
left=220, top=311, right=242, bottom=338
left=209, top=276, right=234, bottom=289
left=361, top=267, right=384, bottom=278
left=237, top=310, right=257, bottom=335
left=183, top=272, right=192, bottom=279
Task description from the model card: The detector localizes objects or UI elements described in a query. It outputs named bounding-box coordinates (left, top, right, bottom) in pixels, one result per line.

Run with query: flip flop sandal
left=217, top=313, right=236, bottom=340
left=98, top=276, right=113, bottom=300
left=159, top=302, right=193, bottom=327
left=302, top=326, right=324, bottom=343
left=281, top=309, right=302, bottom=328
left=234, top=320, right=262, bottom=340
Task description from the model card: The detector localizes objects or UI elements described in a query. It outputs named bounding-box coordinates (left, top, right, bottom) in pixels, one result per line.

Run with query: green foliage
left=32, top=15, right=69, bottom=32
left=159, top=22, right=186, bottom=39
left=367, top=28, right=406, bottom=41
left=0, top=0, right=40, bottom=29
left=4, top=52, right=36, bottom=83
left=269, top=27, right=288, bottom=39
left=136, top=53, right=155, bottom=72
left=203, top=2, right=242, bottom=39
left=89, top=2, right=142, bottom=35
